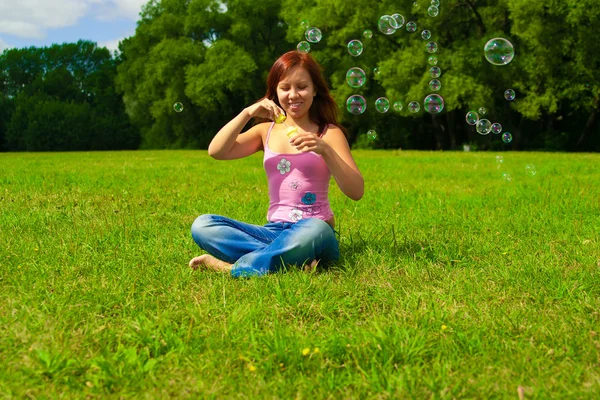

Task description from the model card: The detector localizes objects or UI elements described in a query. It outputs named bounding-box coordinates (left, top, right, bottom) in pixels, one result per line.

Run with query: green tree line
left=1, top=0, right=599, bottom=151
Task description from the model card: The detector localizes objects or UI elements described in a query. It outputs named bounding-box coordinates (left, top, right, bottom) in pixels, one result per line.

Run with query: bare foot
left=304, top=259, right=319, bottom=272
left=189, top=254, right=233, bottom=273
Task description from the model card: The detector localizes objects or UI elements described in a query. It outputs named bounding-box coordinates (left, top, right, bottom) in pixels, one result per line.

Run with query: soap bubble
left=428, top=55, right=438, bottom=65
left=502, top=132, right=513, bottom=143
left=173, top=102, right=184, bottom=112
left=347, top=40, right=364, bottom=56
left=476, top=119, right=492, bottom=135
left=301, top=20, right=310, bottom=30
left=429, top=79, right=441, bottom=91
left=346, top=95, right=367, bottom=115
left=504, top=89, right=516, bottom=100
left=525, top=164, right=536, bottom=176
left=491, top=122, right=502, bottom=134
left=391, top=13, right=405, bottom=28
left=430, top=66, right=441, bottom=78
left=424, top=94, right=444, bottom=114
left=502, top=172, right=512, bottom=182
left=393, top=101, right=403, bottom=112
left=346, top=68, right=367, bottom=88
left=297, top=41, right=311, bottom=53
left=406, top=21, right=417, bottom=32
left=484, top=38, right=515, bottom=66
left=408, top=101, right=421, bottom=113
left=375, top=97, right=390, bottom=113
left=428, top=5, right=439, bottom=17
left=431, top=0, right=440, bottom=5
left=305, top=27, right=322, bottom=43
left=496, top=155, right=504, bottom=165
left=466, top=111, right=479, bottom=125
left=367, top=129, right=377, bottom=140
left=378, top=15, right=397, bottom=35
left=421, top=30, right=432, bottom=40
left=478, top=107, right=487, bottom=115
left=363, top=29, right=373, bottom=39
left=373, top=67, right=381, bottom=76
left=426, top=41, right=438, bottom=53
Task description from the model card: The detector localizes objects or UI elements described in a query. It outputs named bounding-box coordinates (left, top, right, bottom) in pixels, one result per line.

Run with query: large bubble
left=424, top=94, right=444, bottom=114
left=346, top=95, right=367, bottom=115
left=476, top=119, right=492, bottom=135
left=305, top=27, right=322, bottom=43
left=484, top=38, right=515, bottom=66
left=378, top=15, right=397, bottom=35
left=375, top=97, right=390, bottom=113
left=297, top=41, right=311, bottom=53
left=346, top=67, right=367, bottom=88
left=391, top=13, right=405, bottom=29
left=347, top=40, right=364, bottom=56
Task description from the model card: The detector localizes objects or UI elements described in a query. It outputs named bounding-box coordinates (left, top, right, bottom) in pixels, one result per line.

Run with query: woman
left=189, top=50, right=364, bottom=277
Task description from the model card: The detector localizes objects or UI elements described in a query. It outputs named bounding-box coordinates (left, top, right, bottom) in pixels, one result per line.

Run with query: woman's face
left=276, top=66, right=316, bottom=120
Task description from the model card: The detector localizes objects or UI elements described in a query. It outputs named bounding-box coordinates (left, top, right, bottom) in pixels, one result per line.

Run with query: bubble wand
left=274, top=113, right=298, bottom=138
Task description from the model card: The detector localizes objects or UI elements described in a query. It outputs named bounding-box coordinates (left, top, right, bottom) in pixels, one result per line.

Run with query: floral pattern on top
left=277, top=158, right=291, bottom=174
left=301, top=192, right=316, bottom=205
left=289, top=208, right=303, bottom=221
left=288, top=180, right=302, bottom=190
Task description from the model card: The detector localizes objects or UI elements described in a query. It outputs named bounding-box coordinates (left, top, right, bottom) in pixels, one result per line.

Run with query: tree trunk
left=576, top=97, right=599, bottom=151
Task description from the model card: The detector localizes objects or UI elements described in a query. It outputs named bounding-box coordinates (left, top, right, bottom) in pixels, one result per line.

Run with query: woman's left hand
left=289, top=132, right=330, bottom=155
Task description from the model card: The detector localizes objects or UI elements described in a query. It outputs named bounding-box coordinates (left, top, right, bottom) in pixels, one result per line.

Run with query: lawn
left=1, top=149, right=599, bottom=398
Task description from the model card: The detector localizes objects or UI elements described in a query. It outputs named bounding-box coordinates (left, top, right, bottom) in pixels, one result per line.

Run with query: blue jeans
left=190, top=214, right=340, bottom=278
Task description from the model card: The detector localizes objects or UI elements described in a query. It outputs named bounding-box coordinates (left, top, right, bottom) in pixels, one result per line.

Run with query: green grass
left=1, top=149, right=599, bottom=399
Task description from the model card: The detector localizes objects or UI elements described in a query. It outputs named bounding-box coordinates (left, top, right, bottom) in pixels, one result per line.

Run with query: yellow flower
left=313, top=348, right=320, bottom=354
left=247, top=364, right=256, bottom=372
left=441, top=325, right=447, bottom=330
left=279, top=362, right=284, bottom=368
left=302, top=348, right=310, bottom=356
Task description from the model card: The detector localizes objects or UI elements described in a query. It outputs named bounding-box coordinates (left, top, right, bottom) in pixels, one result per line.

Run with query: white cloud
left=98, top=37, right=123, bottom=54
left=0, top=0, right=148, bottom=39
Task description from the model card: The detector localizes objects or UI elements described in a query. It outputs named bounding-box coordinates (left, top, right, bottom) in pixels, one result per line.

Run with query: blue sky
left=0, top=0, right=147, bottom=54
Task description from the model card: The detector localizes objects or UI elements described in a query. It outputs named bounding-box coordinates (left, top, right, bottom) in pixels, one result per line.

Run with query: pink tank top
left=263, top=122, right=334, bottom=223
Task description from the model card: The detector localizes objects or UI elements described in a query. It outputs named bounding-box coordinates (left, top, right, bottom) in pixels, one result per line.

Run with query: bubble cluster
left=424, top=94, right=444, bottom=114
left=504, top=89, right=516, bottom=101
left=429, top=79, right=441, bottom=91
left=173, top=102, right=184, bottom=113
left=466, top=111, right=479, bottom=125
left=346, top=95, right=367, bottom=115
left=346, top=68, right=366, bottom=89
left=484, top=38, right=515, bottom=66
left=297, top=41, right=311, bottom=53
left=375, top=97, right=390, bottom=113
left=305, top=27, right=322, bottom=43
left=347, top=40, right=364, bottom=56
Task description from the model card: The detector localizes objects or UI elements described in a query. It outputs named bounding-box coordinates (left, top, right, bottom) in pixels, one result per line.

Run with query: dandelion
left=442, top=325, right=447, bottom=330
left=302, top=347, right=310, bottom=356
left=313, top=348, right=320, bottom=354
left=247, top=364, right=256, bottom=372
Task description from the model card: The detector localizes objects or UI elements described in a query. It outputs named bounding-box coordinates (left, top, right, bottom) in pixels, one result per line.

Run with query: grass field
left=1, top=149, right=599, bottom=399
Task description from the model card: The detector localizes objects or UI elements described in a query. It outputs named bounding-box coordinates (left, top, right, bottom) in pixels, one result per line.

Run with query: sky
left=0, top=0, right=148, bottom=54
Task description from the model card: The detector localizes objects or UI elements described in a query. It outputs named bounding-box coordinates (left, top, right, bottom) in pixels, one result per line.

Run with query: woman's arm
left=321, top=128, right=364, bottom=201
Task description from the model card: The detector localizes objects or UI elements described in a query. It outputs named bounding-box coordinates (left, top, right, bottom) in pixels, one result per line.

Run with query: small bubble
left=525, top=164, right=537, bottom=176
left=173, top=102, right=184, bottom=112
left=367, top=129, right=377, bottom=140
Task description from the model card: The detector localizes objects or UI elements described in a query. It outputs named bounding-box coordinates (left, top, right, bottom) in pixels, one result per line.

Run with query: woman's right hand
left=245, top=98, right=285, bottom=121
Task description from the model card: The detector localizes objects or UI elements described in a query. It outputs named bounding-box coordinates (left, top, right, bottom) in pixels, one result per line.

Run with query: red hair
left=261, top=51, right=346, bottom=137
